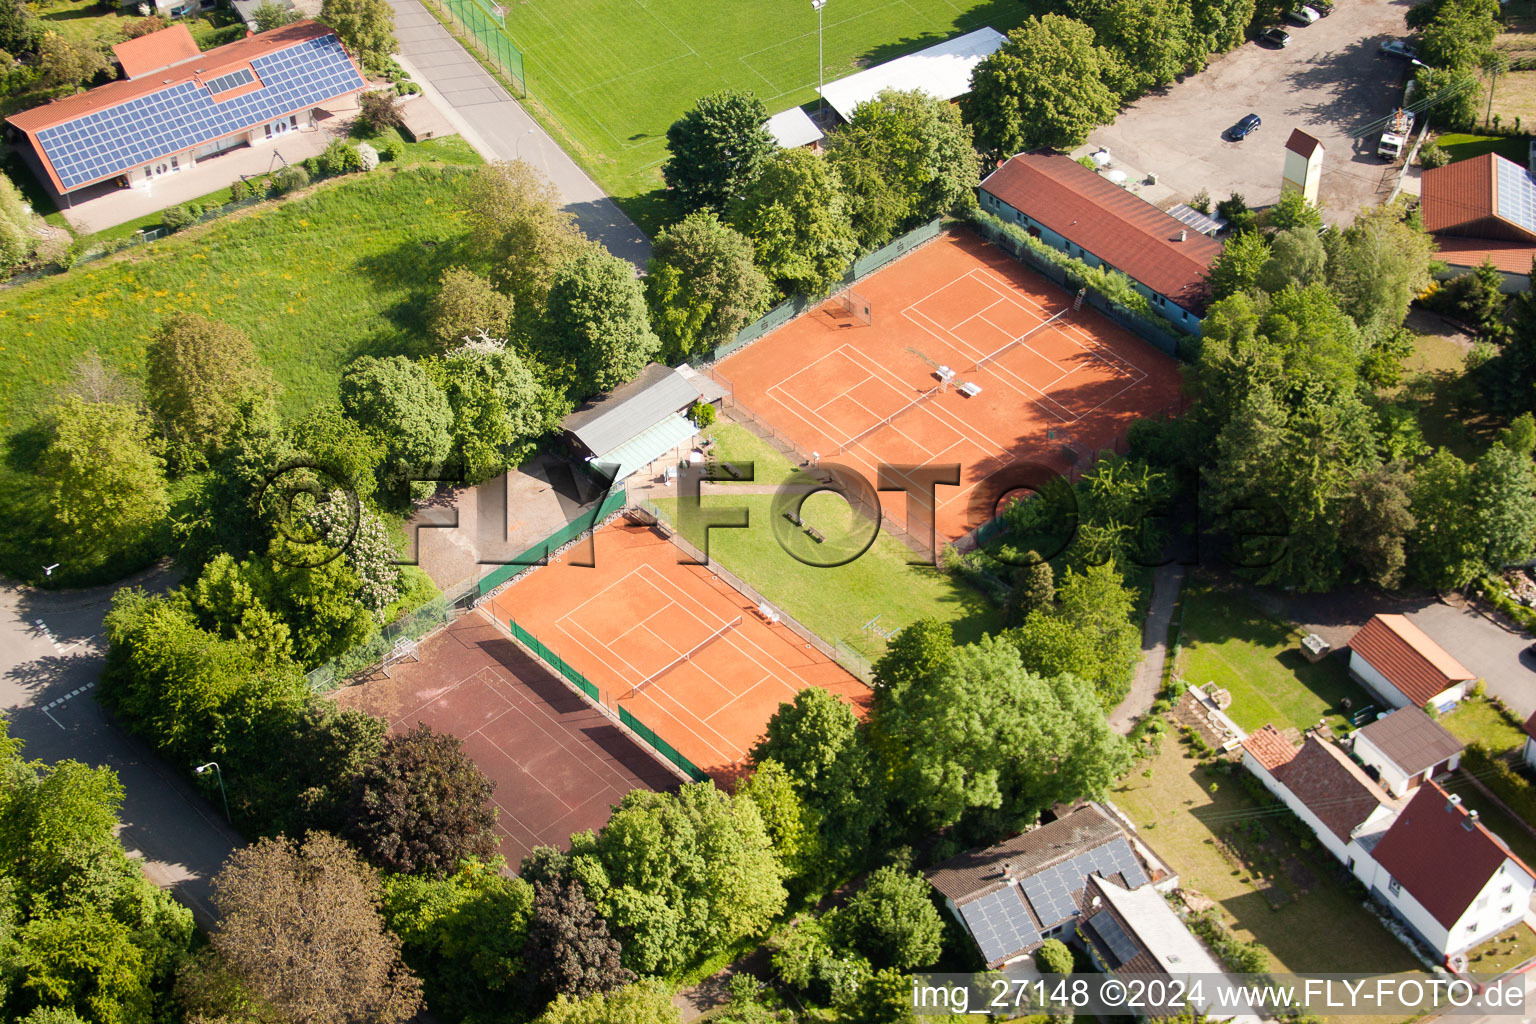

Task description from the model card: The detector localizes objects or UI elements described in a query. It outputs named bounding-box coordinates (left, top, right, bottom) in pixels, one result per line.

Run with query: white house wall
left=1349, top=652, right=1410, bottom=709
left=1351, top=732, right=1413, bottom=796
left=1241, top=752, right=1385, bottom=890
left=1445, top=860, right=1534, bottom=955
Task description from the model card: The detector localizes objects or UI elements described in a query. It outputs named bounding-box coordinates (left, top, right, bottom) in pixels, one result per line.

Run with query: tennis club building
left=4, top=20, right=365, bottom=201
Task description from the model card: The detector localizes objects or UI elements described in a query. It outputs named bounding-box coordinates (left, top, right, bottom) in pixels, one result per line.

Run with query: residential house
left=1420, top=152, right=1536, bottom=293
left=1240, top=726, right=1398, bottom=886
left=1371, top=782, right=1536, bottom=961
left=977, top=152, right=1222, bottom=335
left=561, top=363, right=723, bottom=483
left=1350, top=707, right=1464, bottom=798
left=924, top=803, right=1175, bottom=969
left=1523, top=711, right=1536, bottom=770
left=4, top=21, right=364, bottom=201
left=1347, top=614, right=1476, bottom=713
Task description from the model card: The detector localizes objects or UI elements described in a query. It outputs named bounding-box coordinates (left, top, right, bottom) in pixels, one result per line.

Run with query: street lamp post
left=812, top=0, right=826, bottom=122
left=195, top=762, right=230, bottom=825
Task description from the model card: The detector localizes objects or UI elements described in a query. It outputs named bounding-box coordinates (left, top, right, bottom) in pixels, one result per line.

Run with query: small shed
left=1351, top=707, right=1463, bottom=798
left=1281, top=129, right=1324, bottom=206
left=1346, top=614, right=1476, bottom=713
left=561, top=363, right=720, bottom=482
left=765, top=107, right=824, bottom=151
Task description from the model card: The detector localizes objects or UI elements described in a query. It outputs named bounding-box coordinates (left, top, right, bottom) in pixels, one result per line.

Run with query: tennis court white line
left=972, top=265, right=1157, bottom=379
left=555, top=565, right=722, bottom=681
left=903, top=305, right=1077, bottom=424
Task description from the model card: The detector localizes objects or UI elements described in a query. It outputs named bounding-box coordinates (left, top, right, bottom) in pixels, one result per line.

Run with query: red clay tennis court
left=331, top=614, right=677, bottom=868
left=715, top=229, right=1185, bottom=542
left=483, top=520, right=870, bottom=782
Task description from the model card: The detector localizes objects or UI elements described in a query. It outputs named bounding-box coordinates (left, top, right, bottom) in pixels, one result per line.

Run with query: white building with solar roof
left=925, top=803, right=1185, bottom=970
left=4, top=20, right=364, bottom=200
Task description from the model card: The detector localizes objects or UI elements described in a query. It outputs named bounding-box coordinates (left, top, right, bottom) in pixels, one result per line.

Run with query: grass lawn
left=1442, top=698, right=1527, bottom=753
left=495, top=0, right=1030, bottom=223
left=1110, top=742, right=1425, bottom=976
left=1174, top=576, right=1371, bottom=734
left=650, top=422, right=1004, bottom=655
left=1464, top=923, right=1536, bottom=978
left=0, top=163, right=483, bottom=439
left=1436, top=132, right=1532, bottom=165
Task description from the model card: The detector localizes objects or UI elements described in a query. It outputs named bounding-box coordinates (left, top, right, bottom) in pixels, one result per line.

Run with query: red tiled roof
left=1373, top=781, right=1535, bottom=928
left=7, top=21, right=338, bottom=134
left=1524, top=711, right=1536, bottom=742
left=1242, top=724, right=1298, bottom=772
left=1272, top=735, right=1391, bottom=843
left=979, top=152, right=1222, bottom=313
left=1285, top=129, right=1323, bottom=159
left=113, top=24, right=203, bottom=80
left=1433, top=236, right=1536, bottom=275
left=1349, top=614, right=1475, bottom=707
left=1422, top=154, right=1498, bottom=234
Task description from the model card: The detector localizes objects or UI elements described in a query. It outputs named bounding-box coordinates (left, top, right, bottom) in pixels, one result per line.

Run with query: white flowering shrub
left=305, top=491, right=402, bottom=616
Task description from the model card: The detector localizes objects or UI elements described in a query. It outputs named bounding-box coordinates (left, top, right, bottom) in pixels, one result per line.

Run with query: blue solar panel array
left=1496, top=158, right=1536, bottom=235
left=959, top=888, right=1041, bottom=965
left=35, top=33, right=363, bottom=190
left=1021, top=838, right=1147, bottom=929
left=205, top=67, right=255, bottom=94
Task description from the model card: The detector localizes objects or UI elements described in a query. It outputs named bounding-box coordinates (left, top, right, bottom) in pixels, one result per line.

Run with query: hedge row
left=1463, top=743, right=1536, bottom=827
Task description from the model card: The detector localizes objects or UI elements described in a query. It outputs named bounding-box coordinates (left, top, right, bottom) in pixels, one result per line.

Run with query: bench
left=957, top=381, right=982, bottom=398
left=782, top=510, right=802, bottom=527
left=723, top=461, right=742, bottom=479
left=804, top=526, right=824, bottom=543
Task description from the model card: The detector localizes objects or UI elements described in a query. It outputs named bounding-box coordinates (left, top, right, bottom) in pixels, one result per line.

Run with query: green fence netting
left=428, top=0, right=527, bottom=96
left=474, top=487, right=626, bottom=601
left=506, top=617, right=601, bottom=702
left=619, top=706, right=709, bottom=782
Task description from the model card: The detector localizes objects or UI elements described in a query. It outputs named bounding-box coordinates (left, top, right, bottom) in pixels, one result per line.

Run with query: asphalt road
left=0, top=568, right=239, bottom=928
left=385, top=0, right=654, bottom=270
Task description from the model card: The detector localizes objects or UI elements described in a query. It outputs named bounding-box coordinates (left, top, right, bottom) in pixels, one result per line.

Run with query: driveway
left=385, top=0, right=652, bottom=269
left=0, top=567, right=240, bottom=927
left=1082, top=0, right=1419, bottom=224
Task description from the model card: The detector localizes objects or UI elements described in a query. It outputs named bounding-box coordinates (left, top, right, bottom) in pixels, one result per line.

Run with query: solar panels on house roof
left=31, top=32, right=361, bottom=190
left=204, top=67, right=256, bottom=94
left=1496, top=157, right=1536, bottom=235
left=958, top=887, right=1041, bottom=965
left=1086, top=910, right=1143, bottom=968
left=1022, top=838, right=1147, bottom=928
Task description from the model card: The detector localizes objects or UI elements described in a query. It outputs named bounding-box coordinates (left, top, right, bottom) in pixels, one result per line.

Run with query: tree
left=347, top=725, right=498, bottom=877
left=662, top=90, right=775, bottom=213
left=64, top=350, right=139, bottom=407
left=543, top=245, right=661, bottom=394
left=1206, top=230, right=1271, bottom=301
left=965, top=16, right=1121, bottom=163
left=533, top=981, right=682, bottom=1024
left=36, top=32, right=111, bottom=90
left=210, top=832, right=422, bottom=1024
left=1413, top=65, right=1482, bottom=129
left=523, top=874, right=633, bottom=1000
left=731, top=148, right=857, bottom=298
left=1477, top=273, right=1536, bottom=416
left=1408, top=448, right=1481, bottom=589
left=1092, top=0, right=1199, bottom=95
left=1036, top=938, right=1074, bottom=973
left=574, top=784, right=786, bottom=976
left=1418, top=0, right=1499, bottom=69
left=15, top=909, right=153, bottom=1024
left=1256, top=226, right=1326, bottom=295
left=1326, top=203, right=1437, bottom=335
left=145, top=313, right=274, bottom=462
left=0, top=0, right=32, bottom=55
left=427, top=266, right=514, bottom=347
left=463, top=161, right=585, bottom=314
left=1192, top=0, right=1255, bottom=52
left=1266, top=189, right=1322, bottom=232
left=1340, top=465, right=1416, bottom=588
left=35, top=398, right=168, bottom=576
left=262, top=537, right=379, bottom=667
left=0, top=170, right=35, bottom=274
left=300, top=491, right=402, bottom=614
left=291, top=411, right=386, bottom=506
left=319, top=0, right=395, bottom=72
left=873, top=635, right=1131, bottom=832
left=339, top=355, right=452, bottom=495
left=1433, top=259, right=1509, bottom=340
left=252, top=0, right=299, bottom=29
left=734, top=759, right=820, bottom=890
left=431, top=339, right=560, bottom=483
left=1006, top=556, right=1055, bottom=625
left=827, top=865, right=943, bottom=970
left=826, top=89, right=979, bottom=246
left=645, top=212, right=771, bottom=361
left=1471, top=440, right=1536, bottom=571
left=381, top=861, right=535, bottom=1022
left=1014, top=561, right=1143, bottom=705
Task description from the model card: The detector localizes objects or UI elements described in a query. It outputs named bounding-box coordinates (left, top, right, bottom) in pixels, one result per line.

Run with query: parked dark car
left=1262, top=26, right=1291, bottom=46
left=1310, top=0, right=1334, bottom=16
left=1229, top=114, right=1262, bottom=140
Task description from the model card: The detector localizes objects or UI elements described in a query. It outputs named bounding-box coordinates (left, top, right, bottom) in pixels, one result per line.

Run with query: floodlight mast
left=812, top=0, right=826, bottom=122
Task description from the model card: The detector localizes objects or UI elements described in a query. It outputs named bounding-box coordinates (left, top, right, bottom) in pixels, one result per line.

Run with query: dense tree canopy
left=662, top=90, right=775, bottom=214
left=463, top=161, right=585, bottom=315
left=646, top=211, right=772, bottom=361
left=965, top=16, right=1121, bottom=162
left=145, top=313, right=274, bottom=464
left=339, top=355, right=453, bottom=494
left=427, top=266, right=515, bottom=347
left=319, top=0, right=396, bottom=72
left=732, top=148, right=858, bottom=298
left=543, top=245, right=661, bottom=395
left=430, top=339, right=562, bottom=484
left=827, top=864, right=943, bottom=971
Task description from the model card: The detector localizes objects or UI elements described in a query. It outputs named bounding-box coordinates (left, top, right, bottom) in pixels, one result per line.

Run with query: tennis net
left=834, top=384, right=944, bottom=455
left=627, top=615, right=743, bottom=697
left=969, top=306, right=1071, bottom=373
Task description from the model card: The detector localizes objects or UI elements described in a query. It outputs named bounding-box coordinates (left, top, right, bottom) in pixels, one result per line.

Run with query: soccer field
left=502, top=0, right=1026, bottom=208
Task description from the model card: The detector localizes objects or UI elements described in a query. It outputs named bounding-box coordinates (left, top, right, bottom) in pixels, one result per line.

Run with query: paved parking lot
left=1081, top=0, right=1419, bottom=224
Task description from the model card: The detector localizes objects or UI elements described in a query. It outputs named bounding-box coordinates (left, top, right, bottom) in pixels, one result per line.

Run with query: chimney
left=1465, top=810, right=1481, bottom=831
left=1446, top=794, right=1463, bottom=812
left=1177, top=229, right=1187, bottom=242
